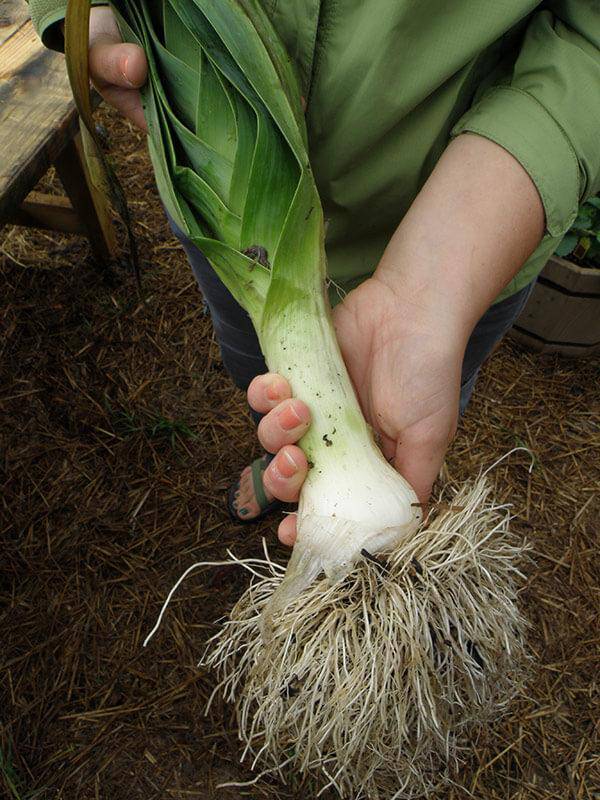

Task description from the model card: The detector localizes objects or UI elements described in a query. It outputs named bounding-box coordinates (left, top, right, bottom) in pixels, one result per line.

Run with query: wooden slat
left=5, top=191, right=85, bottom=233
left=0, top=19, right=79, bottom=219
left=55, top=134, right=117, bottom=262
left=511, top=257, right=600, bottom=356
left=0, top=0, right=30, bottom=50
left=542, top=255, right=600, bottom=295
left=0, top=15, right=40, bottom=73
left=517, top=286, right=600, bottom=346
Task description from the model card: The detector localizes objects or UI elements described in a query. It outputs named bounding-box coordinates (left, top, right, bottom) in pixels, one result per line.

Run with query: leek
left=67, top=0, right=423, bottom=621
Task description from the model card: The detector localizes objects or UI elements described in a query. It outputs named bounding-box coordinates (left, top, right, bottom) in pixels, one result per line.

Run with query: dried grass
left=1, top=106, right=599, bottom=799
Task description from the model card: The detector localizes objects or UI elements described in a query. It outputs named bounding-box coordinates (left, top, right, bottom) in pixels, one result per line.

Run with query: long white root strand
left=201, top=477, right=531, bottom=799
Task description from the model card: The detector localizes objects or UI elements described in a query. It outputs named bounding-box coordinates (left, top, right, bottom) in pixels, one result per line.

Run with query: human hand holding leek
left=62, top=6, right=148, bottom=130
left=249, top=275, right=464, bottom=546
left=251, top=133, right=545, bottom=547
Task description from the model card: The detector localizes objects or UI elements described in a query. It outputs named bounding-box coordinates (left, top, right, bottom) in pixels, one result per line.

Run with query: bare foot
left=230, top=455, right=275, bottom=520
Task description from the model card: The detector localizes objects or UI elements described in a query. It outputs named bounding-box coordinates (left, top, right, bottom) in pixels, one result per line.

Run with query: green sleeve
left=26, top=0, right=108, bottom=52
left=452, top=1, right=600, bottom=239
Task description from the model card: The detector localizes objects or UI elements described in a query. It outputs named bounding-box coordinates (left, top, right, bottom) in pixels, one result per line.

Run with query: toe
left=232, top=459, right=274, bottom=520
left=233, top=467, right=253, bottom=508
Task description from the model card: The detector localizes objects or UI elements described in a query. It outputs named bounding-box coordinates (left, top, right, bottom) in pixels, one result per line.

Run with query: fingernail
left=279, top=403, right=304, bottom=431
left=238, top=507, right=248, bottom=516
left=121, top=56, right=134, bottom=87
left=279, top=450, right=299, bottom=478
left=266, top=379, right=282, bottom=401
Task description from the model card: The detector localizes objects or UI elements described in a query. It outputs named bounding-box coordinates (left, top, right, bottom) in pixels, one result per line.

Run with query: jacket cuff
left=451, top=85, right=582, bottom=238
left=30, top=2, right=108, bottom=53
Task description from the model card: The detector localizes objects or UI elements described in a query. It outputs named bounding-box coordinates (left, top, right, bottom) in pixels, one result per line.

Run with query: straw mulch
left=1, top=106, right=598, bottom=800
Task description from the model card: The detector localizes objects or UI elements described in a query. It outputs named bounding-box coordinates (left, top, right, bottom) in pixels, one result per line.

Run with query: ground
left=1, top=107, right=599, bottom=800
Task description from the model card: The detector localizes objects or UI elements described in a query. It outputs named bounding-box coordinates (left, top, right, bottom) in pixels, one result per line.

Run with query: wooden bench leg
left=6, top=192, right=84, bottom=233
left=54, top=130, right=117, bottom=263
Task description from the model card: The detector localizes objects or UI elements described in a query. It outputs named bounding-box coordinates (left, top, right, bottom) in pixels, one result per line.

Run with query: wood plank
left=0, top=0, right=30, bottom=50
left=55, top=133, right=117, bottom=262
left=511, top=256, right=600, bottom=356
left=6, top=191, right=85, bottom=233
left=0, top=20, right=78, bottom=219
left=0, top=17, right=40, bottom=74
left=516, top=286, right=599, bottom=345
left=542, top=255, right=600, bottom=295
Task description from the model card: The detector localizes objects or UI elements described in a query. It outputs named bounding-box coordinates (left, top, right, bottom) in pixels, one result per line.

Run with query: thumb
left=61, top=6, right=147, bottom=90
left=89, top=40, right=148, bottom=90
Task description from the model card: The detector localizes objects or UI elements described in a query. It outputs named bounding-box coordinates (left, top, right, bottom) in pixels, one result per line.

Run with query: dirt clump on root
left=1, top=106, right=599, bottom=799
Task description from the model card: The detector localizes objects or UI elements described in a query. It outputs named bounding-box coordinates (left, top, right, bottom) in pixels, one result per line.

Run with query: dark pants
left=169, top=217, right=533, bottom=415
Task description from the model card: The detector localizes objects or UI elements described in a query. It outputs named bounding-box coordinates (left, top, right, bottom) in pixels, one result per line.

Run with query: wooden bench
left=0, top=0, right=115, bottom=262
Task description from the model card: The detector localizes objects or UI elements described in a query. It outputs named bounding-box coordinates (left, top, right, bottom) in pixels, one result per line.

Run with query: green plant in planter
left=555, top=196, right=600, bottom=265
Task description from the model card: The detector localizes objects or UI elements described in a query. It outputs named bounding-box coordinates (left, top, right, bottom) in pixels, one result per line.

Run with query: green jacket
left=29, top=0, right=600, bottom=301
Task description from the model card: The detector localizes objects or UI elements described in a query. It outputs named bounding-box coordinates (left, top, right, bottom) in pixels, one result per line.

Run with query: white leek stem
left=258, top=280, right=422, bottom=627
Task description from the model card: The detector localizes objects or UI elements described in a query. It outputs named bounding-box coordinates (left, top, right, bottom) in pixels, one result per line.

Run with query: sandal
left=227, top=453, right=283, bottom=524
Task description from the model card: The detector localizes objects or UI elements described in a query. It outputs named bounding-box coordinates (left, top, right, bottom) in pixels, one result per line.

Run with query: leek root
left=204, top=479, right=530, bottom=798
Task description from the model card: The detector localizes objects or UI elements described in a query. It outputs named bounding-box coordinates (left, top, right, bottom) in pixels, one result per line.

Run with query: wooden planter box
left=511, top=255, right=600, bottom=357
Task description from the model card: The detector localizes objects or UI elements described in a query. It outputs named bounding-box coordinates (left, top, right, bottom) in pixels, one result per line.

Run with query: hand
left=248, top=274, right=467, bottom=547
left=62, top=7, right=148, bottom=130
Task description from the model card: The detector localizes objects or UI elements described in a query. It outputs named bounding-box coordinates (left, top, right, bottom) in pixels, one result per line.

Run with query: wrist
left=373, top=252, right=479, bottom=352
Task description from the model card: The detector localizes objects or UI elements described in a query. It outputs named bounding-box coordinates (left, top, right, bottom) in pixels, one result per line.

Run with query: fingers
left=72, top=7, right=149, bottom=130
left=263, top=445, right=308, bottom=503
left=99, top=84, right=148, bottom=132
left=278, top=513, right=298, bottom=547
left=247, top=373, right=308, bottom=541
left=89, top=40, right=148, bottom=90
left=257, top=399, right=311, bottom=453
left=249, top=373, right=310, bottom=453
left=247, top=373, right=292, bottom=414
left=247, top=374, right=307, bottom=544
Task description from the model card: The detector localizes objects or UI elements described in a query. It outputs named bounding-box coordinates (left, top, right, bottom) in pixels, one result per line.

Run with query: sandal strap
left=250, top=454, right=272, bottom=510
